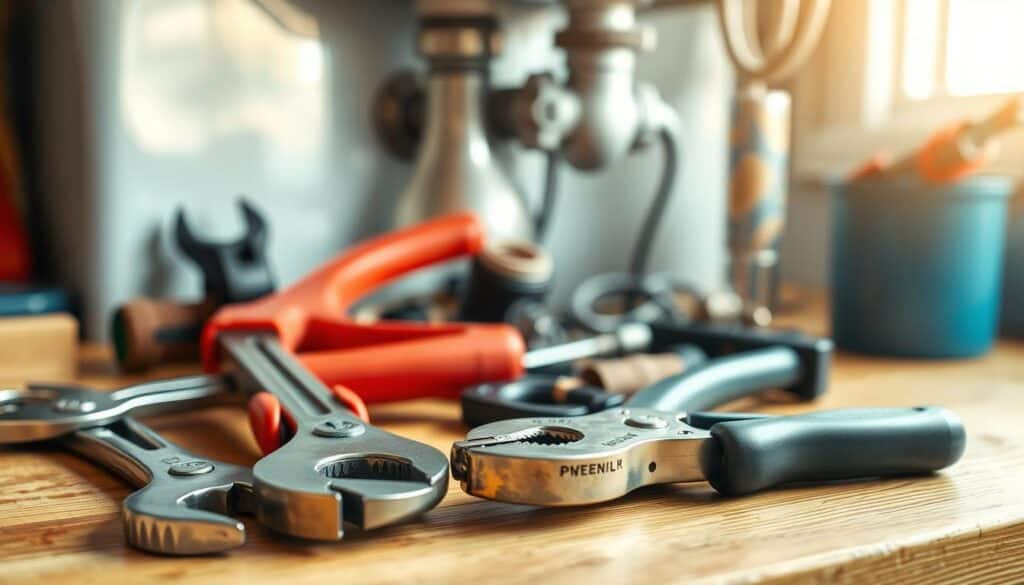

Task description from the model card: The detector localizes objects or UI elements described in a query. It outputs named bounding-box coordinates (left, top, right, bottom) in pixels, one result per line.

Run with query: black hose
left=570, top=126, right=686, bottom=332
left=628, top=127, right=681, bottom=279
left=534, top=150, right=561, bottom=242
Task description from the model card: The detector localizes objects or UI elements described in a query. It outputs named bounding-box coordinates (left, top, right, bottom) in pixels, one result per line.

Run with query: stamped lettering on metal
left=601, top=432, right=637, bottom=447
left=559, top=459, right=623, bottom=478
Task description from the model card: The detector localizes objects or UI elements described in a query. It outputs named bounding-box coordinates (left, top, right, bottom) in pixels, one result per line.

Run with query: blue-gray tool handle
left=626, top=346, right=804, bottom=412
left=699, top=407, right=966, bottom=496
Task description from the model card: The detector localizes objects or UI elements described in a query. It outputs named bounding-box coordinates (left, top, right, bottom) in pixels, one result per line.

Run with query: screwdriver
left=522, top=323, right=653, bottom=371
left=850, top=95, right=1023, bottom=183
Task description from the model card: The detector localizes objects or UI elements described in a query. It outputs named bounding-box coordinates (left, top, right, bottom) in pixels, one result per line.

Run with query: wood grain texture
left=1, top=298, right=1022, bottom=585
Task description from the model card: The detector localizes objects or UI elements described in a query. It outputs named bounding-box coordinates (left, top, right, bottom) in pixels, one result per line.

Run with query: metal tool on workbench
left=0, top=213, right=638, bottom=546
left=214, top=332, right=449, bottom=540
left=199, top=217, right=533, bottom=540
left=461, top=320, right=832, bottom=427
left=65, top=418, right=255, bottom=555
left=452, top=347, right=967, bottom=506
left=196, top=213, right=662, bottom=540
left=0, top=377, right=252, bottom=555
left=0, top=374, right=238, bottom=444
left=112, top=198, right=275, bottom=371
left=521, top=323, right=654, bottom=373
left=202, top=212, right=653, bottom=414
left=461, top=345, right=709, bottom=428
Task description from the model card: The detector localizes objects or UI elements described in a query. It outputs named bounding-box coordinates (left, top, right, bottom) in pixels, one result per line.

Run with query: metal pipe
left=397, top=72, right=532, bottom=240
left=555, top=0, right=654, bottom=170
left=394, top=1, right=533, bottom=240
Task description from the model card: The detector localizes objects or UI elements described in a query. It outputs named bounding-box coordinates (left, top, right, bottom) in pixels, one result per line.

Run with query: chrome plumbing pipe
left=394, top=0, right=534, bottom=241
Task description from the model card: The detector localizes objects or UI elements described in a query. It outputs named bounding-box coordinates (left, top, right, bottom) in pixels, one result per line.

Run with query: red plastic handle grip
left=201, top=213, right=525, bottom=402
left=202, top=212, right=487, bottom=362
left=248, top=385, right=370, bottom=455
left=299, top=326, right=525, bottom=403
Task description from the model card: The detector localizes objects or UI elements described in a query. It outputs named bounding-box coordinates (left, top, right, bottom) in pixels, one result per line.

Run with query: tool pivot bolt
left=313, top=418, right=366, bottom=438
left=53, top=398, right=97, bottom=414
left=168, top=460, right=215, bottom=476
left=625, top=414, right=667, bottom=429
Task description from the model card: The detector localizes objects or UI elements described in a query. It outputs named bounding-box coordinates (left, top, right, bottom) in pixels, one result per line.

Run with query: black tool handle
left=685, top=411, right=773, bottom=428
left=626, top=346, right=804, bottom=412
left=699, top=406, right=966, bottom=496
left=649, top=321, right=832, bottom=399
left=460, top=376, right=610, bottom=427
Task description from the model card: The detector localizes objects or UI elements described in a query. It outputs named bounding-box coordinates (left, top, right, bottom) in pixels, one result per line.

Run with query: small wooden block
left=0, top=313, right=78, bottom=385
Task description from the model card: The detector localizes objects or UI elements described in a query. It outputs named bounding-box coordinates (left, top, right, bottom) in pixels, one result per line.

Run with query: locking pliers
left=453, top=346, right=966, bottom=506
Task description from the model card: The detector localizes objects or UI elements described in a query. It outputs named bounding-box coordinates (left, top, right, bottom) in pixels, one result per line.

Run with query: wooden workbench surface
left=1, top=306, right=1023, bottom=585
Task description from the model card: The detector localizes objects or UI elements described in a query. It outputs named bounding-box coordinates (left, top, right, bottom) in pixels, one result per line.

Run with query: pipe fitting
left=491, top=73, right=581, bottom=152
left=415, top=1, right=502, bottom=69
left=633, top=82, right=681, bottom=148
left=555, top=1, right=657, bottom=170
left=394, top=0, right=533, bottom=240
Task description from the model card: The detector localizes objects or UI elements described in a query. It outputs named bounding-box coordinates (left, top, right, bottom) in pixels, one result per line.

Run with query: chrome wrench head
left=0, top=375, right=236, bottom=444
left=66, top=418, right=255, bottom=556
left=220, top=333, right=449, bottom=541
left=252, top=419, right=449, bottom=540
left=451, top=408, right=710, bottom=506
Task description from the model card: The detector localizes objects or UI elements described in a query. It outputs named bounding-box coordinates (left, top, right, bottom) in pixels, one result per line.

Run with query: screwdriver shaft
left=521, top=323, right=652, bottom=370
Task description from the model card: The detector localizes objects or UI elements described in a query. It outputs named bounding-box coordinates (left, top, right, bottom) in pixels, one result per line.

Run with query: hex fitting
left=491, top=73, right=581, bottom=151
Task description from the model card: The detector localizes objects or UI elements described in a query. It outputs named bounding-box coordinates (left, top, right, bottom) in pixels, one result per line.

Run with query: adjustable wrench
left=65, top=417, right=254, bottom=555
left=0, top=374, right=237, bottom=444
left=0, top=378, right=252, bottom=555
left=219, top=332, right=449, bottom=540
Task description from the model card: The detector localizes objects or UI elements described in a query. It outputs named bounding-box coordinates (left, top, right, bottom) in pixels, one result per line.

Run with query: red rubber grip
left=202, top=213, right=490, bottom=360
left=248, top=385, right=371, bottom=455
left=203, top=212, right=526, bottom=404
left=299, top=326, right=524, bottom=403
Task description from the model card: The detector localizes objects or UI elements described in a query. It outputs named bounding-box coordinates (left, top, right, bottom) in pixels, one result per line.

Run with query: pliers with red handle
left=201, top=213, right=526, bottom=453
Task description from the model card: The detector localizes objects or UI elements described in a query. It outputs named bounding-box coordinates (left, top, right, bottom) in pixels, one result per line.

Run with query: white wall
left=36, top=0, right=733, bottom=338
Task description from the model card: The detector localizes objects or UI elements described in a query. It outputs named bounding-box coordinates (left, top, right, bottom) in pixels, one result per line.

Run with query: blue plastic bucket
left=1002, top=198, right=1024, bottom=337
left=830, top=175, right=1013, bottom=358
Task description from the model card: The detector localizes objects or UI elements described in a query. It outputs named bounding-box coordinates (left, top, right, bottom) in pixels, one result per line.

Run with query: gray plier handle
left=628, top=347, right=966, bottom=495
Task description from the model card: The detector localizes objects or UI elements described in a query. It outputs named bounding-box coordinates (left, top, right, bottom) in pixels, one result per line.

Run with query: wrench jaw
left=252, top=458, right=345, bottom=542
left=122, top=469, right=255, bottom=556
left=252, top=425, right=450, bottom=540
left=333, top=477, right=448, bottom=531
left=123, top=498, right=246, bottom=556
left=217, top=333, right=450, bottom=539
left=320, top=450, right=450, bottom=531
left=452, top=410, right=711, bottom=506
